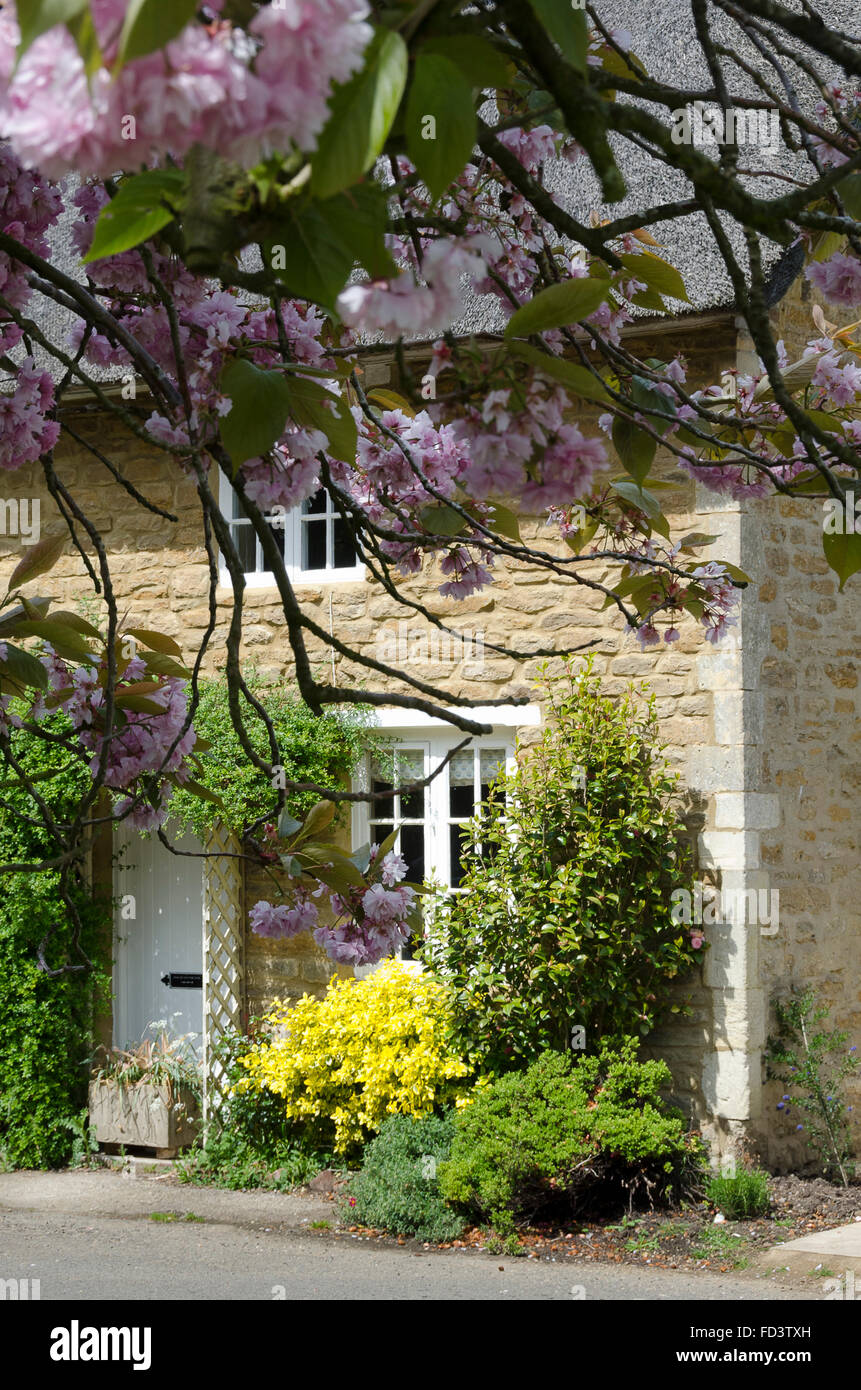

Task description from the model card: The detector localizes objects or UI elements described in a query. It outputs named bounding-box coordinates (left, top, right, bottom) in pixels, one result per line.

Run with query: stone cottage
left=0, top=1, right=858, bottom=1164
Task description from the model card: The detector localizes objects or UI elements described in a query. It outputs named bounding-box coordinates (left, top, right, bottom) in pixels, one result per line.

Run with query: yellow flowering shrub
left=236, top=961, right=479, bottom=1154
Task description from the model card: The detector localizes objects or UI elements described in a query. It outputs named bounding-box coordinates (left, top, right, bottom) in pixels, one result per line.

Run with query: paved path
left=0, top=1169, right=822, bottom=1302
left=757, top=1218, right=861, bottom=1279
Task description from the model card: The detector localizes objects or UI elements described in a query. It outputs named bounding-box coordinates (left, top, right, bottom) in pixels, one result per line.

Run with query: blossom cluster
left=0, top=0, right=373, bottom=178
left=40, top=648, right=198, bottom=830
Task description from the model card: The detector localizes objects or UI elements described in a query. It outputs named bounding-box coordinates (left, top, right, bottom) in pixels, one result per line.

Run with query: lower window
left=352, top=733, right=512, bottom=965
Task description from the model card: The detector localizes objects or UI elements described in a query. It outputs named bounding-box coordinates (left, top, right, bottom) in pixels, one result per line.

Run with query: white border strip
left=369, top=703, right=542, bottom=731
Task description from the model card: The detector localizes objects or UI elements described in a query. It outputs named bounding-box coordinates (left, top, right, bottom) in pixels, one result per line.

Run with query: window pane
left=333, top=516, right=357, bottom=569
left=449, top=782, right=474, bottom=818
left=233, top=524, right=257, bottom=573
left=397, top=750, right=425, bottom=818
left=267, top=521, right=286, bottom=560
left=480, top=748, right=506, bottom=792
left=304, top=488, right=327, bottom=516
left=450, top=822, right=468, bottom=888
left=400, top=824, right=425, bottom=882
left=370, top=778, right=394, bottom=822
left=302, top=519, right=327, bottom=570
left=372, top=821, right=395, bottom=847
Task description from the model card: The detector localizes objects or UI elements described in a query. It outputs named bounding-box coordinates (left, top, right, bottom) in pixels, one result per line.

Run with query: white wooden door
left=113, top=826, right=205, bottom=1054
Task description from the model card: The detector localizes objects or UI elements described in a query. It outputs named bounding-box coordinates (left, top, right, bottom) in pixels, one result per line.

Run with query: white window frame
left=218, top=474, right=365, bottom=588
left=350, top=706, right=541, bottom=975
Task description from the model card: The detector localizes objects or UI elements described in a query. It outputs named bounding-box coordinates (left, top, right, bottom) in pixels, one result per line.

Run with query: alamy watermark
left=0, top=1276, right=40, bottom=1300
left=0, top=497, right=40, bottom=545
left=377, top=621, right=485, bottom=670
left=822, top=492, right=860, bottom=535
left=671, top=102, right=780, bottom=155
left=671, top=882, right=779, bottom=936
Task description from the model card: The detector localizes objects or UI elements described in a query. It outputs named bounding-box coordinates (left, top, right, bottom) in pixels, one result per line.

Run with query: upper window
left=220, top=480, right=364, bottom=586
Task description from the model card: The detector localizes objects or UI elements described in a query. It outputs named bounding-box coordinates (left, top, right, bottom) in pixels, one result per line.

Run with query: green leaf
left=811, top=230, right=845, bottom=264
left=510, top=342, right=612, bottom=403
left=419, top=504, right=467, bottom=537
left=300, top=843, right=366, bottom=891
left=0, top=642, right=49, bottom=692
left=278, top=809, right=303, bottom=839
left=564, top=518, right=599, bottom=553
left=283, top=375, right=357, bottom=465
left=301, top=799, right=337, bottom=838
left=113, top=692, right=168, bottom=715
left=66, top=4, right=101, bottom=80
left=350, top=842, right=372, bottom=873
left=322, top=183, right=395, bottom=281
left=406, top=53, right=476, bottom=201
left=124, top=628, right=184, bottom=658
left=631, top=375, right=677, bottom=420
left=504, top=278, right=609, bottom=338
left=418, top=34, right=511, bottom=89
left=13, top=620, right=95, bottom=663
left=612, top=416, right=657, bottom=485
left=833, top=171, right=861, bottom=221
left=7, top=534, right=65, bottom=591
left=115, top=0, right=198, bottom=70
left=677, top=533, right=719, bottom=553
left=619, top=252, right=689, bottom=304
left=822, top=530, right=861, bottom=591
left=720, top=562, right=750, bottom=587
left=527, top=0, right=588, bottom=72
left=486, top=503, right=522, bottom=543
left=629, top=285, right=667, bottom=313
left=610, top=480, right=662, bottom=518
left=311, top=27, right=408, bottom=200
left=142, top=652, right=191, bottom=680
left=15, top=0, right=87, bottom=61
left=265, top=203, right=354, bottom=312
left=47, top=610, right=102, bottom=639
left=83, top=169, right=184, bottom=263
left=373, top=825, right=401, bottom=862
left=220, top=359, right=293, bottom=467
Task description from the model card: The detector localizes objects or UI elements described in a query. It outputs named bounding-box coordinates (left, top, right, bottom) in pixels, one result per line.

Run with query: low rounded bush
left=438, top=1041, right=704, bottom=1232
left=343, top=1113, right=465, bottom=1243
left=236, top=960, right=479, bottom=1156
left=706, top=1168, right=770, bottom=1219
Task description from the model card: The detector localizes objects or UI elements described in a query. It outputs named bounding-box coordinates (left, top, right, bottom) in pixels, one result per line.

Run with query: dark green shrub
left=0, top=719, right=111, bottom=1169
left=438, top=1042, right=704, bottom=1233
left=343, top=1113, right=465, bottom=1242
left=707, top=1168, right=770, bottom=1219
left=167, top=673, right=374, bottom=841
left=420, top=657, right=698, bottom=1069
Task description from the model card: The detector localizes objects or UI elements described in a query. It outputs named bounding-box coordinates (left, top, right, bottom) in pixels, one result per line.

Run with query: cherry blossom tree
left=0, top=0, right=859, bottom=969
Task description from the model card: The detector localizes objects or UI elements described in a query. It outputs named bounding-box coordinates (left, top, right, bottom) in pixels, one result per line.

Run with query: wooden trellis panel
left=202, top=823, right=244, bottom=1126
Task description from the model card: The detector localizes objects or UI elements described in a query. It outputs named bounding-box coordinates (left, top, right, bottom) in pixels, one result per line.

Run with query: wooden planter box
left=88, top=1080, right=200, bottom=1156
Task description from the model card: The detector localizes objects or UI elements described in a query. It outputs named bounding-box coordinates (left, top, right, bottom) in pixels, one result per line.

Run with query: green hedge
left=0, top=720, right=110, bottom=1169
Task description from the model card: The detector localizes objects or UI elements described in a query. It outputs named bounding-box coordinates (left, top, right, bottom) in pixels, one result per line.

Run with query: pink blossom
left=806, top=253, right=861, bottom=307
left=250, top=897, right=320, bottom=939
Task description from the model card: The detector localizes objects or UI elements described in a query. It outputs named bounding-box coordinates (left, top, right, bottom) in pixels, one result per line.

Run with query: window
left=220, top=479, right=364, bottom=586
left=352, top=733, right=513, bottom=965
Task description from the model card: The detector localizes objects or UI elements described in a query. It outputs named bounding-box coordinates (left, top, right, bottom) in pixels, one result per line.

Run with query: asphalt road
left=0, top=1169, right=824, bottom=1302
left=0, top=1208, right=815, bottom=1302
